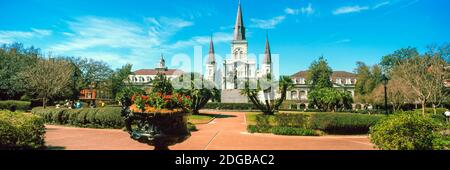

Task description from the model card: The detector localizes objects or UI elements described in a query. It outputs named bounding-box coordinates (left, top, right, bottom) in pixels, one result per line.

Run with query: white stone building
left=128, top=54, right=183, bottom=89
left=205, top=1, right=273, bottom=103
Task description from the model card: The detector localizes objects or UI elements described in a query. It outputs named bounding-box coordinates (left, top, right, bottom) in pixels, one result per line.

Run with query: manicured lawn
left=188, top=114, right=216, bottom=124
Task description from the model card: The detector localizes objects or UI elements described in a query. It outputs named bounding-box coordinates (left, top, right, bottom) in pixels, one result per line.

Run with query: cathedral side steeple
left=261, top=33, right=272, bottom=77
left=206, top=36, right=216, bottom=82
left=264, top=33, right=272, bottom=65
left=207, top=35, right=216, bottom=65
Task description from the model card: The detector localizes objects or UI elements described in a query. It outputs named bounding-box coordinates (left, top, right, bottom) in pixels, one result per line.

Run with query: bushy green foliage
left=0, top=110, right=45, bottom=149
left=247, top=125, right=318, bottom=136
left=271, top=127, right=318, bottom=136
left=308, top=88, right=353, bottom=112
left=0, top=100, right=31, bottom=111
left=248, top=112, right=383, bottom=135
left=370, top=112, right=445, bottom=150
left=308, top=112, right=384, bottom=134
left=31, top=107, right=123, bottom=129
left=204, top=102, right=257, bottom=110
left=94, top=107, right=123, bottom=128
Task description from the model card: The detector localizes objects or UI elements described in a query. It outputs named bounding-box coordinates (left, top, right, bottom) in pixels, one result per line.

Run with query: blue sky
left=1, top=0, right=449, bottom=75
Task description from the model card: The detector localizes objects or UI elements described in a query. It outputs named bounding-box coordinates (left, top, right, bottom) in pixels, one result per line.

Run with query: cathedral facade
left=205, top=1, right=273, bottom=103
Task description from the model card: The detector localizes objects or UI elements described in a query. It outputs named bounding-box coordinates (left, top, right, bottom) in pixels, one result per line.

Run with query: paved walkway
left=45, top=111, right=376, bottom=150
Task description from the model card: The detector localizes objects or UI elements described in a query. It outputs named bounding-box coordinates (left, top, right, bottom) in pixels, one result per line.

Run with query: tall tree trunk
left=43, top=98, right=47, bottom=109
left=421, top=101, right=426, bottom=116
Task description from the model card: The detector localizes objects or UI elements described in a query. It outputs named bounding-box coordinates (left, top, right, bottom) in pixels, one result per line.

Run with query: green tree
left=109, top=64, right=133, bottom=100
left=354, top=62, right=383, bottom=104
left=306, top=56, right=333, bottom=90
left=307, top=88, right=353, bottom=112
left=0, top=43, right=40, bottom=100
left=241, top=76, right=294, bottom=115
left=19, top=58, right=73, bottom=108
left=380, top=47, right=418, bottom=74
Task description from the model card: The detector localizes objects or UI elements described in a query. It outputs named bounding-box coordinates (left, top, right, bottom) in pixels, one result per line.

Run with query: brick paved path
left=45, top=111, right=376, bottom=150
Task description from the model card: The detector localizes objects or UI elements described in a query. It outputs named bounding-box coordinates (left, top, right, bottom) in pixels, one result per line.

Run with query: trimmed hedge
left=247, top=125, right=318, bottom=136
left=307, top=113, right=384, bottom=134
left=204, top=102, right=257, bottom=110
left=31, top=107, right=198, bottom=131
left=0, top=110, right=46, bottom=149
left=31, top=107, right=123, bottom=129
left=0, top=100, right=31, bottom=111
left=249, top=112, right=384, bottom=135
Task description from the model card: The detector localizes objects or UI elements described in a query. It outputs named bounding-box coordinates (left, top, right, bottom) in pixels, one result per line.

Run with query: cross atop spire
left=233, top=0, right=246, bottom=41
left=264, top=32, right=271, bottom=64
left=207, top=35, right=216, bottom=64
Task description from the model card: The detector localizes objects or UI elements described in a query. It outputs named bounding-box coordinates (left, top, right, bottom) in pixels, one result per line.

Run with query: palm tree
left=241, top=75, right=294, bottom=115
left=173, top=72, right=220, bottom=115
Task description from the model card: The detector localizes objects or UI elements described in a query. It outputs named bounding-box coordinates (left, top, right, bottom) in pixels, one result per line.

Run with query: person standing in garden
left=444, top=109, right=450, bottom=123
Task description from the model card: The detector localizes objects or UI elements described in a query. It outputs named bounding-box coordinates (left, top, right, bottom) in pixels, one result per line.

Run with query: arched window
left=291, top=91, right=298, bottom=100
left=300, top=90, right=307, bottom=99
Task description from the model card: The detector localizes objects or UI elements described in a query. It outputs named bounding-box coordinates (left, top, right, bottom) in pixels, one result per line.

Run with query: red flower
left=141, top=96, right=149, bottom=101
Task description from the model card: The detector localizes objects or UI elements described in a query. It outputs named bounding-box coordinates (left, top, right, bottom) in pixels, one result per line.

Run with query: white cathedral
left=205, top=1, right=273, bottom=103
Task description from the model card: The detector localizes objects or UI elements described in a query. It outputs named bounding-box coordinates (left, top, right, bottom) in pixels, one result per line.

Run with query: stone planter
left=121, top=98, right=191, bottom=150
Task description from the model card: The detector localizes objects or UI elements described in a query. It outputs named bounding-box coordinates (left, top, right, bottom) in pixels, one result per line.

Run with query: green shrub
left=415, top=108, right=447, bottom=115
left=31, top=107, right=122, bottom=129
left=248, top=112, right=383, bottom=135
left=94, top=107, right=123, bottom=128
left=0, top=111, right=45, bottom=149
left=273, top=113, right=307, bottom=128
left=247, top=125, right=271, bottom=133
left=271, top=127, right=318, bottom=136
left=370, top=112, right=444, bottom=150
left=0, top=100, right=31, bottom=111
left=308, top=112, right=383, bottom=134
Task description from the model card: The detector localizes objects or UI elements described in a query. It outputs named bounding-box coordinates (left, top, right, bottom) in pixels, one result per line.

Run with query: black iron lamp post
left=382, top=74, right=389, bottom=115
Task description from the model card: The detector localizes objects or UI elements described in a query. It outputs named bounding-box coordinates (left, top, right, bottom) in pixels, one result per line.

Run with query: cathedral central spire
left=233, top=0, right=246, bottom=41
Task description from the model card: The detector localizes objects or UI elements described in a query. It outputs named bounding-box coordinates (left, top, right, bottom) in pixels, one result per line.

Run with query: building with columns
left=287, top=70, right=357, bottom=109
left=128, top=54, right=183, bottom=89
left=205, top=1, right=273, bottom=103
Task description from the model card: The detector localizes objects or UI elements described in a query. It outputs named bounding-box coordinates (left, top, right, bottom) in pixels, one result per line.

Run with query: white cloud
left=171, top=32, right=233, bottom=49
left=285, top=8, right=296, bottom=15
left=45, top=16, right=194, bottom=69
left=285, top=3, right=315, bottom=16
left=333, top=39, right=351, bottom=44
left=0, top=28, right=52, bottom=44
left=333, top=5, right=370, bottom=15
left=250, top=16, right=286, bottom=29
left=373, top=1, right=391, bottom=9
